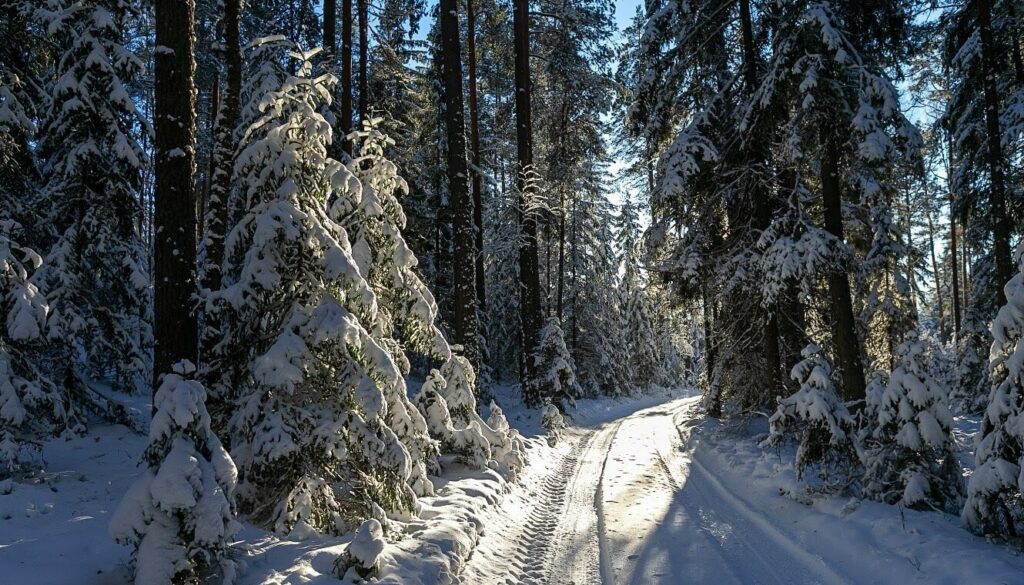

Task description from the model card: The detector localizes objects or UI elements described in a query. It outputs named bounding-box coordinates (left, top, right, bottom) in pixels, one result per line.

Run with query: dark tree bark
left=200, top=0, right=241, bottom=363
left=324, top=0, right=336, bottom=54
left=977, top=0, right=1014, bottom=297
left=154, top=0, right=199, bottom=392
left=947, top=134, right=961, bottom=338
left=467, top=0, right=486, bottom=310
left=557, top=189, right=565, bottom=321
left=357, top=0, right=368, bottom=121
left=439, top=0, right=480, bottom=370
left=926, top=204, right=945, bottom=332
left=821, top=137, right=866, bottom=402
left=340, top=0, right=353, bottom=155
left=513, top=0, right=544, bottom=403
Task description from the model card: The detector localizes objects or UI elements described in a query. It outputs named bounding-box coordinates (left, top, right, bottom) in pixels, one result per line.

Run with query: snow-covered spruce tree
left=762, top=344, right=858, bottom=487
left=335, top=117, right=451, bottom=370
left=32, top=0, right=151, bottom=392
left=963, top=245, right=1024, bottom=538
left=528, top=317, right=581, bottom=410
left=210, top=38, right=434, bottom=536
left=110, top=361, right=238, bottom=585
left=0, top=69, right=67, bottom=471
left=861, top=331, right=960, bottom=510
left=615, top=195, right=659, bottom=391
left=0, top=224, right=65, bottom=473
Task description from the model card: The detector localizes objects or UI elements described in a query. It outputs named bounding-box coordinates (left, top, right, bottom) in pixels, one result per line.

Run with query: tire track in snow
left=459, top=425, right=611, bottom=585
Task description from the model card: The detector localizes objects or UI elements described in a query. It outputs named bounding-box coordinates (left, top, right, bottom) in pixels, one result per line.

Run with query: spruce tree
left=964, top=245, right=1024, bottom=537
left=33, top=0, right=151, bottom=393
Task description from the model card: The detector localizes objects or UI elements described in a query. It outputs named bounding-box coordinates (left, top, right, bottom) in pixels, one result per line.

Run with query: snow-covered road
left=459, top=394, right=1024, bottom=585
left=462, top=395, right=841, bottom=584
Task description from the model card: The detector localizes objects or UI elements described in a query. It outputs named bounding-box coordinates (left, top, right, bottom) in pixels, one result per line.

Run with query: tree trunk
left=199, top=70, right=218, bottom=240
left=467, top=0, right=486, bottom=310
left=978, top=0, right=1014, bottom=296
left=513, top=0, right=544, bottom=403
left=821, top=138, right=866, bottom=402
left=439, top=0, right=480, bottom=371
left=153, top=0, right=198, bottom=393
left=357, top=0, right=368, bottom=121
left=926, top=206, right=945, bottom=334
left=557, top=188, right=565, bottom=321
left=947, top=134, right=961, bottom=339
left=200, top=0, right=241, bottom=363
left=324, top=0, right=335, bottom=54
left=340, top=0, right=353, bottom=155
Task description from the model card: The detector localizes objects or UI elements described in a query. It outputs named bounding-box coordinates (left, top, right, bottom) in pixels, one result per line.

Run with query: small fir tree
left=209, top=38, right=441, bottom=535
left=110, top=361, right=239, bottom=585
left=0, top=223, right=65, bottom=472
left=528, top=317, right=581, bottom=409
left=763, top=344, right=858, bottom=486
left=862, top=331, right=961, bottom=510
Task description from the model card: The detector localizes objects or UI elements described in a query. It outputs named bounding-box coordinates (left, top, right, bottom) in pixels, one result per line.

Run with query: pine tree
left=110, top=360, right=239, bottom=585
left=210, top=39, right=444, bottom=535
left=763, top=344, right=858, bottom=486
left=33, top=0, right=151, bottom=392
left=152, top=0, right=200, bottom=388
left=528, top=317, right=580, bottom=410
left=0, top=224, right=65, bottom=472
left=963, top=245, right=1024, bottom=538
left=862, top=331, right=960, bottom=510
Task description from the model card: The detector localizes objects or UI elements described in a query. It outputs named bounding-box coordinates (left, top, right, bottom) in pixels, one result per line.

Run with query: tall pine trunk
left=357, top=0, right=368, bottom=121
left=439, top=0, right=480, bottom=370
left=200, top=0, right=241, bottom=362
left=513, top=0, right=544, bottom=402
left=821, top=137, right=866, bottom=402
left=153, top=0, right=198, bottom=392
left=947, top=134, right=961, bottom=338
left=340, top=0, right=353, bottom=155
left=977, top=0, right=1014, bottom=298
left=468, top=0, right=486, bottom=310
left=324, top=0, right=335, bottom=55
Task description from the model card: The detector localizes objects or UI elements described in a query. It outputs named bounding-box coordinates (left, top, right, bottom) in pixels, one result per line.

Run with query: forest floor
left=462, top=390, right=1024, bottom=585
left=3, top=387, right=1024, bottom=584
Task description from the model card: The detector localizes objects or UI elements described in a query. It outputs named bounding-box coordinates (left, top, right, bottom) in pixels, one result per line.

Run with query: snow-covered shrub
left=528, top=317, right=581, bottom=409
left=32, top=0, right=151, bottom=392
left=208, top=39, right=428, bottom=536
left=110, top=361, right=239, bottom=585
left=440, top=350, right=478, bottom=426
left=485, top=400, right=525, bottom=477
left=762, top=344, right=858, bottom=487
left=415, top=366, right=525, bottom=476
left=0, top=223, right=65, bottom=473
left=541, top=402, right=566, bottom=447
left=861, top=331, right=961, bottom=510
left=963, top=245, right=1024, bottom=538
left=333, top=518, right=386, bottom=580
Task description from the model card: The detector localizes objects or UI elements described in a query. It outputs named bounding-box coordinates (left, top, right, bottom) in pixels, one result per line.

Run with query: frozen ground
left=463, top=391, right=1024, bottom=585
left=3, top=386, right=1024, bottom=584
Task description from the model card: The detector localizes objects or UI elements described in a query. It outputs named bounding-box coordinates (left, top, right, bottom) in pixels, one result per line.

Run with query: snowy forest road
left=459, top=395, right=845, bottom=585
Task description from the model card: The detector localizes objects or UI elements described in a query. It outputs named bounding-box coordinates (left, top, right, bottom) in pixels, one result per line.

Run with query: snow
left=6, top=383, right=1024, bottom=583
